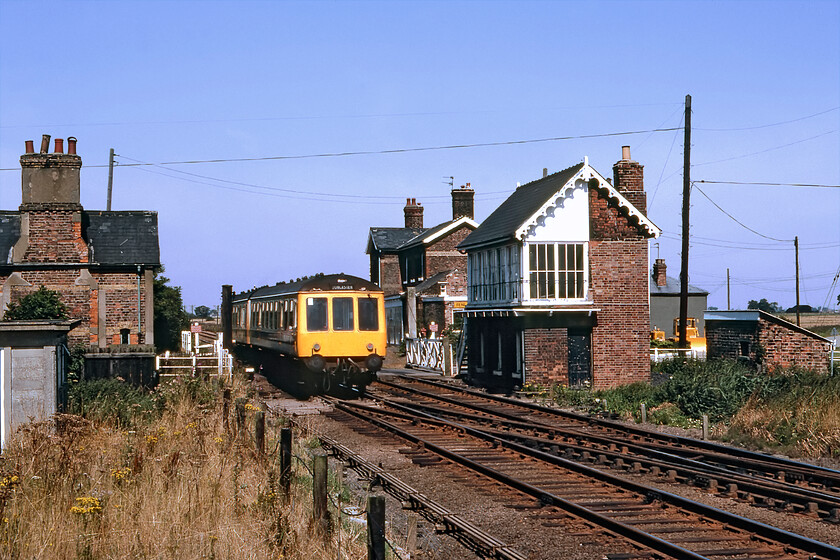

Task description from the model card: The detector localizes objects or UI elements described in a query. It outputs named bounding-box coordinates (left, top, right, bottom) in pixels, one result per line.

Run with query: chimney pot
left=40, top=134, right=51, bottom=154
left=54, top=138, right=64, bottom=153
left=622, top=145, right=631, bottom=161
left=543, top=168, right=548, bottom=178
left=465, top=182, right=470, bottom=189
left=25, top=140, right=34, bottom=154
left=653, top=258, right=667, bottom=287
left=67, top=137, right=77, bottom=154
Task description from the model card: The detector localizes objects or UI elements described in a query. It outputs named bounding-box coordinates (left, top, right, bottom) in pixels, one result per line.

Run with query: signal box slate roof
left=459, top=164, right=585, bottom=251
left=0, top=210, right=160, bottom=267
left=459, top=161, right=658, bottom=251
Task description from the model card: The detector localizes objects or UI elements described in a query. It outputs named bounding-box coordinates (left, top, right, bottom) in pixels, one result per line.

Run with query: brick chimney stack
left=14, top=135, right=89, bottom=264
left=652, top=258, right=667, bottom=287
left=404, top=198, right=424, bottom=229
left=612, top=145, right=646, bottom=214
left=451, top=183, right=474, bottom=220
left=20, top=134, right=82, bottom=207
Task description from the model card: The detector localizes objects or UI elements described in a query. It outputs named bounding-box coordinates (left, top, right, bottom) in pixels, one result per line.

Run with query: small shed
left=704, top=310, right=832, bottom=373
left=0, top=319, right=79, bottom=449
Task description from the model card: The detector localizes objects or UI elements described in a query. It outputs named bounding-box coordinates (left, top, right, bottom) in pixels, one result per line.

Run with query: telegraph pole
left=679, top=94, right=692, bottom=348
left=106, top=148, right=115, bottom=211
left=726, top=268, right=731, bottom=310
left=795, top=236, right=800, bottom=326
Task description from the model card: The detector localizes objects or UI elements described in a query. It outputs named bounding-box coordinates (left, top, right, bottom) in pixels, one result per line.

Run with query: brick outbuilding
left=0, top=135, right=160, bottom=349
left=458, top=147, right=660, bottom=390
left=704, top=310, right=832, bottom=373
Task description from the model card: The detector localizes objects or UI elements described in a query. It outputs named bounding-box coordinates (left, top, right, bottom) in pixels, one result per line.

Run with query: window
left=120, top=328, right=130, bottom=344
left=306, top=297, right=328, bottom=331
left=358, top=298, right=379, bottom=331
left=332, top=297, right=354, bottom=331
left=740, top=340, right=750, bottom=356
left=527, top=243, right=586, bottom=300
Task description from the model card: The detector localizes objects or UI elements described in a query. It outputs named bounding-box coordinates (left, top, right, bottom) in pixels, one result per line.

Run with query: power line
left=0, top=126, right=682, bottom=171
left=697, top=179, right=840, bottom=188
left=692, top=183, right=793, bottom=242
left=691, top=130, right=838, bottom=167
left=694, top=106, right=840, bottom=131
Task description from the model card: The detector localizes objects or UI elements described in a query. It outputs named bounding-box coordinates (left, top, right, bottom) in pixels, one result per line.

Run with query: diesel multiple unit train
left=222, top=274, right=386, bottom=394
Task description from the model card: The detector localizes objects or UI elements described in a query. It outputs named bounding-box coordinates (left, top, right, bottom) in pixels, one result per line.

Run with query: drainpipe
left=137, top=265, right=142, bottom=344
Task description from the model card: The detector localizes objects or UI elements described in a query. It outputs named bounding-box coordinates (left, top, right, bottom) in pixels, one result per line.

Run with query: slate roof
left=650, top=275, right=709, bottom=296
left=414, top=270, right=451, bottom=294
left=458, top=163, right=585, bottom=251
left=86, top=211, right=160, bottom=266
left=0, top=212, right=21, bottom=263
left=366, top=227, right=426, bottom=253
left=399, top=217, right=477, bottom=250
left=0, top=210, right=159, bottom=267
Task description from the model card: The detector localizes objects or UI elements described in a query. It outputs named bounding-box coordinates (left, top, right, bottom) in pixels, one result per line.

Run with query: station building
left=367, top=187, right=478, bottom=344
left=0, top=135, right=160, bottom=349
left=458, top=147, right=660, bottom=390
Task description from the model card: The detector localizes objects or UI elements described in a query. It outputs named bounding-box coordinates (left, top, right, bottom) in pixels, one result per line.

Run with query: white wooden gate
left=405, top=337, right=455, bottom=375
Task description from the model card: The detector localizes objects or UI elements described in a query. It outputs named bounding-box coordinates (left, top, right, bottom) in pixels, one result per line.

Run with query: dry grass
left=0, top=377, right=367, bottom=559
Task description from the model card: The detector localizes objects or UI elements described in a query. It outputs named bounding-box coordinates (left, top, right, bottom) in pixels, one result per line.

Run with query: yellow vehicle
left=228, top=274, right=386, bottom=393
left=650, top=326, right=666, bottom=342
left=671, top=317, right=706, bottom=350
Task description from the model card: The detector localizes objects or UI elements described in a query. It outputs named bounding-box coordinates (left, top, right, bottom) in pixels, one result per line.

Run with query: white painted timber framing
left=516, top=160, right=660, bottom=241
left=522, top=177, right=590, bottom=243
left=421, top=215, right=479, bottom=245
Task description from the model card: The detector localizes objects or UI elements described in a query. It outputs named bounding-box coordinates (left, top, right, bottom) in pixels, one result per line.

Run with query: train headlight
left=313, top=343, right=321, bottom=352
left=366, top=343, right=374, bottom=351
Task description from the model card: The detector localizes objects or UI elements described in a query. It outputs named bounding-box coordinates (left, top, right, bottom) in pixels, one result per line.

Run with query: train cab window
left=306, top=297, right=328, bottom=331
left=358, top=298, right=379, bottom=331
left=333, top=297, right=354, bottom=331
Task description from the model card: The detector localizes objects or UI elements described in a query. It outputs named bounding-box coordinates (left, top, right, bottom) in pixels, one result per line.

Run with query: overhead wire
left=694, top=106, right=839, bottom=131
left=691, top=182, right=793, bottom=242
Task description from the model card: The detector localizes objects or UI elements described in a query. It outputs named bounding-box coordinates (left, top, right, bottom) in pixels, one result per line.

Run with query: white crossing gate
left=159, top=331, right=233, bottom=381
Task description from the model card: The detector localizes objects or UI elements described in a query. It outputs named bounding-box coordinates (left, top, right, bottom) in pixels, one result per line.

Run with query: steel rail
left=376, top=389, right=840, bottom=517
left=384, top=375, right=840, bottom=486
left=333, top=397, right=840, bottom=560
left=317, top=434, right=528, bottom=560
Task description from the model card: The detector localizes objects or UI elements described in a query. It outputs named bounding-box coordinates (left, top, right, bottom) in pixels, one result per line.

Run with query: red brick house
left=704, top=310, right=832, bottom=373
left=366, top=187, right=478, bottom=343
left=458, top=147, right=660, bottom=390
left=0, top=135, right=160, bottom=350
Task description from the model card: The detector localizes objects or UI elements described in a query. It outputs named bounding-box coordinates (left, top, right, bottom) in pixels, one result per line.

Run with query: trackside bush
left=68, top=379, right=164, bottom=428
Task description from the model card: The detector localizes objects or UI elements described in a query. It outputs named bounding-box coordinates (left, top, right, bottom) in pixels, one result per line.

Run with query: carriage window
left=332, top=297, right=354, bottom=331
left=306, top=297, right=328, bottom=331
left=358, top=298, right=379, bottom=331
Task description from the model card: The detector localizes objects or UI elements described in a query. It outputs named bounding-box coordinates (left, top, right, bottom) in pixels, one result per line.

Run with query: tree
left=3, top=286, right=69, bottom=320
left=192, top=305, right=213, bottom=319
left=747, top=298, right=781, bottom=313
left=154, top=273, right=188, bottom=352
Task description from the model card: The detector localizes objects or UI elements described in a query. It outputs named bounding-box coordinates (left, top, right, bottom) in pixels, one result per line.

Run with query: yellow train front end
left=295, top=286, right=386, bottom=390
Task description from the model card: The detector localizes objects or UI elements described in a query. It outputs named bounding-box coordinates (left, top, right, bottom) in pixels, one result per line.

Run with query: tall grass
left=0, top=376, right=366, bottom=559
left=550, top=359, right=840, bottom=458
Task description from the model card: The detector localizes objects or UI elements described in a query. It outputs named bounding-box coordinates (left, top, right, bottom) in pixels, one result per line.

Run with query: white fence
left=157, top=331, right=233, bottom=381
left=405, top=337, right=457, bottom=376
left=650, top=347, right=707, bottom=362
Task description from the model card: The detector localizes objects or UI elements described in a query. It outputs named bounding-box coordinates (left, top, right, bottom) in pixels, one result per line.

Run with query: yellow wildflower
left=186, top=421, right=198, bottom=430
left=70, top=496, right=102, bottom=515
left=145, top=434, right=158, bottom=445
left=244, top=403, right=259, bottom=411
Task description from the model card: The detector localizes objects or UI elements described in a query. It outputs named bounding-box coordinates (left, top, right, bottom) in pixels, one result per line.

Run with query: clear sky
left=1, top=0, right=838, bottom=313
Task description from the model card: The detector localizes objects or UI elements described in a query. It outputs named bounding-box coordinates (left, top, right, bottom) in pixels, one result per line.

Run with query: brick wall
left=0, top=270, right=148, bottom=347
left=18, top=205, right=89, bottom=263
left=424, top=225, right=471, bottom=280
left=707, top=317, right=831, bottom=373
left=378, top=254, right=402, bottom=296
left=588, top=239, right=650, bottom=388
left=524, top=328, right=568, bottom=386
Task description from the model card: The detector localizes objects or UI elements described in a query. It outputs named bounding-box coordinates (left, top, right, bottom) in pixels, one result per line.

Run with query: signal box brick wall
left=706, top=313, right=831, bottom=374
left=524, top=328, right=569, bottom=386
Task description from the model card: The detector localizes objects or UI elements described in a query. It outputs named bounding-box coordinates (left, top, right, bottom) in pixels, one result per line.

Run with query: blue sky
left=1, top=0, right=838, bottom=312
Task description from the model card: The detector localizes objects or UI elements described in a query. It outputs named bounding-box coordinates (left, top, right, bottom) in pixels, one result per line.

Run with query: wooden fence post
left=367, top=495, right=386, bottom=560
left=702, top=414, right=709, bottom=440
left=640, top=403, right=647, bottom=424
left=406, top=512, right=417, bottom=558
left=234, top=397, right=247, bottom=441
left=279, top=427, right=292, bottom=499
left=313, top=451, right=329, bottom=535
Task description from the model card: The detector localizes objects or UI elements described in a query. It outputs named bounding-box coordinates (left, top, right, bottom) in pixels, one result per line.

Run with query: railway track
left=325, top=396, right=839, bottom=559
left=372, top=375, right=840, bottom=522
